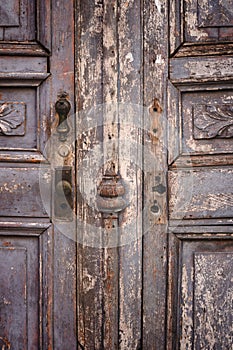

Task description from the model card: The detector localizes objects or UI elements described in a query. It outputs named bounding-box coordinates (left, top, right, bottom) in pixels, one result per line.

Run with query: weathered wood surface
left=168, top=0, right=233, bottom=349
left=0, top=223, right=53, bottom=349
left=169, top=168, right=233, bottom=219
left=76, top=0, right=168, bottom=348
left=76, top=1, right=105, bottom=349
left=0, top=0, right=76, bottom=349
left=0, top=167, right=47, bottom=217
left=142, top=0, right=168, bottom=348
left=50, top=0, right=76, bottom=348
left=170, top=0, right=233, bottom=54
left=170, top=56, right=233, bottom=83
left=117, top=1, right=142, bottom=349
left=1, top=0, right=233, bottom=348
left=0, top=0, right=35, bottom=41
left=168, top=233, right=233, bottom=350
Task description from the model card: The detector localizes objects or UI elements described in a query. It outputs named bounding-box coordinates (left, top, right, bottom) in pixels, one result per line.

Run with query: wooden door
left=76, top=1, right=233, bottom=349
left=168, top=1, right=233, bottom=348
left=1, top=1, right=233, bottom=349
left=0, top=1, right=76, bottom=349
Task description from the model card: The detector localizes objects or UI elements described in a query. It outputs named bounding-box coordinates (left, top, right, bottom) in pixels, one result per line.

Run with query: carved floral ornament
left=0, top=102, right=24, bottom=135
left=194, top=104, right=233, bottom=139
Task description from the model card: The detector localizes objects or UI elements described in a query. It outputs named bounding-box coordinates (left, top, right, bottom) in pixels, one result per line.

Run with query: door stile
left=142, top=0, right=169, bottom=348
left=76, top=1, right=105, bottom=348
left=50, top=0, right=77, bottom=348
left=117, top=1, right=143, bottom=348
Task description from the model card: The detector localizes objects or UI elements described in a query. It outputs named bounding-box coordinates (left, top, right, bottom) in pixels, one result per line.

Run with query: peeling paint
left=125, top=52, right=134, bottom=63
left=180, top=265, right=194, bottom=350
left=154, top=0, right=161, bottom=14
left=155, top=54, right=164, bottom=64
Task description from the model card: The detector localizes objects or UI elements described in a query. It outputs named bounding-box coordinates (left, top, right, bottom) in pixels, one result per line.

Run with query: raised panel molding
left=0, top=223, right=53, bottom=349
left=0, top=0, right=35, bottom=42
left=169, top=167, right=233, bottom=220
left=0, top=0, right=20, bottom=27
left=198, top=0, right=233, bottom=28
left=0, top=1, right=51, bottom=163
left=194, top=252, right=233, bottom=348
left=167, top=233, right=233, bottom=349
left=0, top=0, right=51, bottom=52
left=0, top=55, right=49, bottom=87
left=170, top=0, right=233, bottom=56
left=0, top=167, right=49, bottom=217
left=0, top=246, right=27, bottom=349
left=0, top=102, right=25, bottom=136
left=170, top=56, right=233, bottom=84
left=0, top=85, right=50, bottom=163
left=168, top=81, right=233, bottom=167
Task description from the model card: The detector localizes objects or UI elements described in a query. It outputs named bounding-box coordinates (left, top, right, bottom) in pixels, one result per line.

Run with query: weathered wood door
left=1, top=0, right=233, bottom=349
left=0, top=1, right=76, bottom=349
left=76, top=1, right=233, bottom=349
left=167, top=1, right=233, bottom=348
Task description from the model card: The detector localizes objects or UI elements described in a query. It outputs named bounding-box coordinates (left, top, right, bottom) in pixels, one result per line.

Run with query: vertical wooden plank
left=40, top=225, right=54, bottom=349
left=167, top=231, right=180, bottom=350
left=118, top=1, right=143, bottom=348
left=142, top=0, right=168, bottom=348
left=50, top=0, right=77, bottom=348
left=76, top=1, right=104, bottom=348
left=169, top=0, right=183, bottom=55
left=102, top=1, right=119, bottom=349
left=77, top=1, right=143, bottom=348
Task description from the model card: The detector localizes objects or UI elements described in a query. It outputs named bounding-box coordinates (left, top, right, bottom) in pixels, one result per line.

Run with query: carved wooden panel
left=0, top=102, right=25, bottom=136
left=0, top=2, right=50, bottom=163
left=170, top=0, right=233, bottom=55
left=0, top=1, right=75, bottom=348
left=0, top=246, right=28, bottom=348
left=0, top=88, right=36, bottom=150
left=0, top=85, right=51, bottom=162
left=0, top=223, right=52, bottom=349
left=0, top=0, right=36, bottom=42
left=182, top=90, right=233, bottom=154
left=183, top=91, right=233, bottom=156
left=170, top=236, right=233, bottom=349
left=168, top=85, right=233, bottom=167
left=0, top=167, right=48, bottom=217
left=0, top=0, right=20, bottom=27
left=193, top=104, right=233, bottom=139
left=194, top=252, right=233, bottom=348
left=198, top=0, right=233, bottom=27
left=168, top=2, right=233, bottom=348
left=169, top=168, right=233, bottom=220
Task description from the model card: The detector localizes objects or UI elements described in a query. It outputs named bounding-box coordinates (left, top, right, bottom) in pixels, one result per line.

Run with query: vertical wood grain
left=117, top=1, right=143, bottom=348
left=51, top=0, right=77, bottom=348
left=76, top=1, right=169, bottom=348
left=142, top=0, right=168, bottom=348
left=102, top=2, right=119, bottom=349
left=76, top=1, right=104, bottom=348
